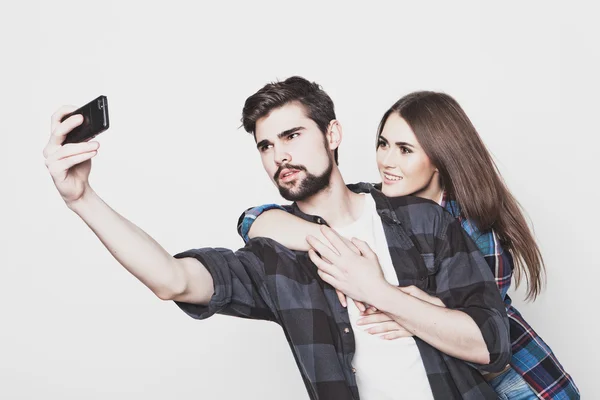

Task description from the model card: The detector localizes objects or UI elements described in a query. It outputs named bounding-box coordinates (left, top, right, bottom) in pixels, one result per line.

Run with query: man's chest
left=337, top=219, right=432, bottom=289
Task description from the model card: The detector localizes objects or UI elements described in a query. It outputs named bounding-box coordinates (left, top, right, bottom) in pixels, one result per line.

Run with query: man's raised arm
left=44, top=106, right=213, bottom=304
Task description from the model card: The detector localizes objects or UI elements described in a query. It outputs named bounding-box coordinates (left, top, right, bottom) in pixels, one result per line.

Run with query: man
left=43, top=76, right=510, bottom=399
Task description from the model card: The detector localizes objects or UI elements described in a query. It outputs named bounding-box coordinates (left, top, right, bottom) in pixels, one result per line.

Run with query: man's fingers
left=50, top=105, right=78, bottom=132
left=46, top=113, right=84, bottom=155
left=47, top=151, right=97, bottom=179
left=52, top=114, right=84, bottom=141
left=45, top=105, right=78, bottom=158
left=45, top=141, right=99, bottom=165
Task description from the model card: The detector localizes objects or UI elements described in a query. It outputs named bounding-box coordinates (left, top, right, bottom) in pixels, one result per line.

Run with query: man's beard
left=274, top=159, right=334, bottom=202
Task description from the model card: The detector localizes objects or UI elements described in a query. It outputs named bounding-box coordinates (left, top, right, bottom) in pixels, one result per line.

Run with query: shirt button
left=344, top=327, right=350, bottom=333
left=351, top=368, right=356, bottom=374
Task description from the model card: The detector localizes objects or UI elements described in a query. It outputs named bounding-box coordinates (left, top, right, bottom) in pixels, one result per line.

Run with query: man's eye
left=260, top=144, right=272, bottom=152
left=287, top=133, right=299, bottom=140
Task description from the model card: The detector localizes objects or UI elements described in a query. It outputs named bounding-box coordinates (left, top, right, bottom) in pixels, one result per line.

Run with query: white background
left=1, top=1, right=597, bottom=398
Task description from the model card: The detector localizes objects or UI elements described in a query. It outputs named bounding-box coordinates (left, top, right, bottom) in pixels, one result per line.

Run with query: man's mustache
left=274, top=164, right=306, bottom=181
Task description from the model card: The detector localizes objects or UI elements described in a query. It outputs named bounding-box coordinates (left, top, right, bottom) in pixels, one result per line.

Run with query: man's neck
left=295, top=168, right=364, bottom=228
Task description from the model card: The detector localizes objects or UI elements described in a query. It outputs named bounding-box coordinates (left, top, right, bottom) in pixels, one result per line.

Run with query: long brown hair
left=377, top=91, right=545, bottom=300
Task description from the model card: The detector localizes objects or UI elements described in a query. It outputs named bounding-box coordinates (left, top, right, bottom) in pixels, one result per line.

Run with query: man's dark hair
left=241, top=76, right=339, bottom=164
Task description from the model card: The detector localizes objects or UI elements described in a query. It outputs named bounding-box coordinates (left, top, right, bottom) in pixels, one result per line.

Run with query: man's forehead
left=255, top=103, right=311, bottom=141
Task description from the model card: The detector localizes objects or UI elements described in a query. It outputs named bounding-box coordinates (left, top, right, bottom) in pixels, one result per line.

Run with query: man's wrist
left=66, top=186, right=97, bottom=215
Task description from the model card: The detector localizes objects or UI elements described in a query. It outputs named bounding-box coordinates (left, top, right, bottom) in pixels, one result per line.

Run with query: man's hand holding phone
left=41, top=97, right=213, bottom=306
left=43, top=105, right=101, bottom=207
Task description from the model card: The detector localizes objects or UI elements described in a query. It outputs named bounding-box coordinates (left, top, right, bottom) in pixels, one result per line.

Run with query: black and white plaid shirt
left=175, top=183, right=511, bottom=399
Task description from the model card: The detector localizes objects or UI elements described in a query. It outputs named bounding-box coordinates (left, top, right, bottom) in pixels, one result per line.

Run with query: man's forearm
left=68, top=188, right=213, bottom=304
left=369, top=284, right=489, bottom=364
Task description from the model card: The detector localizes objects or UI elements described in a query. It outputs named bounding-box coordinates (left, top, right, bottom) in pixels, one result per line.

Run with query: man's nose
left=274, top=148, right=291, bottom=166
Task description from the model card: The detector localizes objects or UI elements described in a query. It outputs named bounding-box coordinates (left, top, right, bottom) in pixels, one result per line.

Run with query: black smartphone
left=61, top=95, right=110, bottom=145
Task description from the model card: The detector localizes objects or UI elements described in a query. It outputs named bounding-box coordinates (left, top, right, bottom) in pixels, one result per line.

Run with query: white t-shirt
left=332, top=194, right=434, bottom=400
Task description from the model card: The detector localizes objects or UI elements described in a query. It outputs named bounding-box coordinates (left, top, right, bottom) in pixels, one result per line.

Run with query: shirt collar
left=288, top=182, right=396, bottom=226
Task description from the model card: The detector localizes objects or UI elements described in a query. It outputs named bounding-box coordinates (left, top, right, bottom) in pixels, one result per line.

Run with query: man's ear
left=326, top=120, right=342, bottom=151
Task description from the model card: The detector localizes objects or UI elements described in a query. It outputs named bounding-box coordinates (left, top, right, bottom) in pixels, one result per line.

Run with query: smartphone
left=61, top=95, right=110, bottom=145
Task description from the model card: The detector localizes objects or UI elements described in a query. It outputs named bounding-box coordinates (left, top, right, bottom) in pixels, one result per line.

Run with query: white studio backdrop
left=1, top=1, right=597, bottom=399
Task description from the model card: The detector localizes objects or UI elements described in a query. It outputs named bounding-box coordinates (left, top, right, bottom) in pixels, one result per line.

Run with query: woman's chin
left=381, top=182, right=411, bottom=198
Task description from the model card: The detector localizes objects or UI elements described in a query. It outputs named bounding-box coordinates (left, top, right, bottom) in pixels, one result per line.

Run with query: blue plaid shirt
left=442, top=196, right=579, bottom=399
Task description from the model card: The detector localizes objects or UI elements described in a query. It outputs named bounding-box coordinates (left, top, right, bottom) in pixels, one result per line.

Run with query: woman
left=238, top=91, right=579, bottom=399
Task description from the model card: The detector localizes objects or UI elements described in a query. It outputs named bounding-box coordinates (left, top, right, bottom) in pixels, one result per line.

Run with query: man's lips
left=279, top=169, right=301, bottom=183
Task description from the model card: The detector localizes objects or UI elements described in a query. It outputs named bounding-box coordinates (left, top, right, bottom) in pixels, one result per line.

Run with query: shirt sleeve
left=173, top=241, right=279, bottom=322
left=459, top=221, right=514, bottom=301
left=236, top=204, right=289, bottom=243
left=433, top=217, right=512, bottom=373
